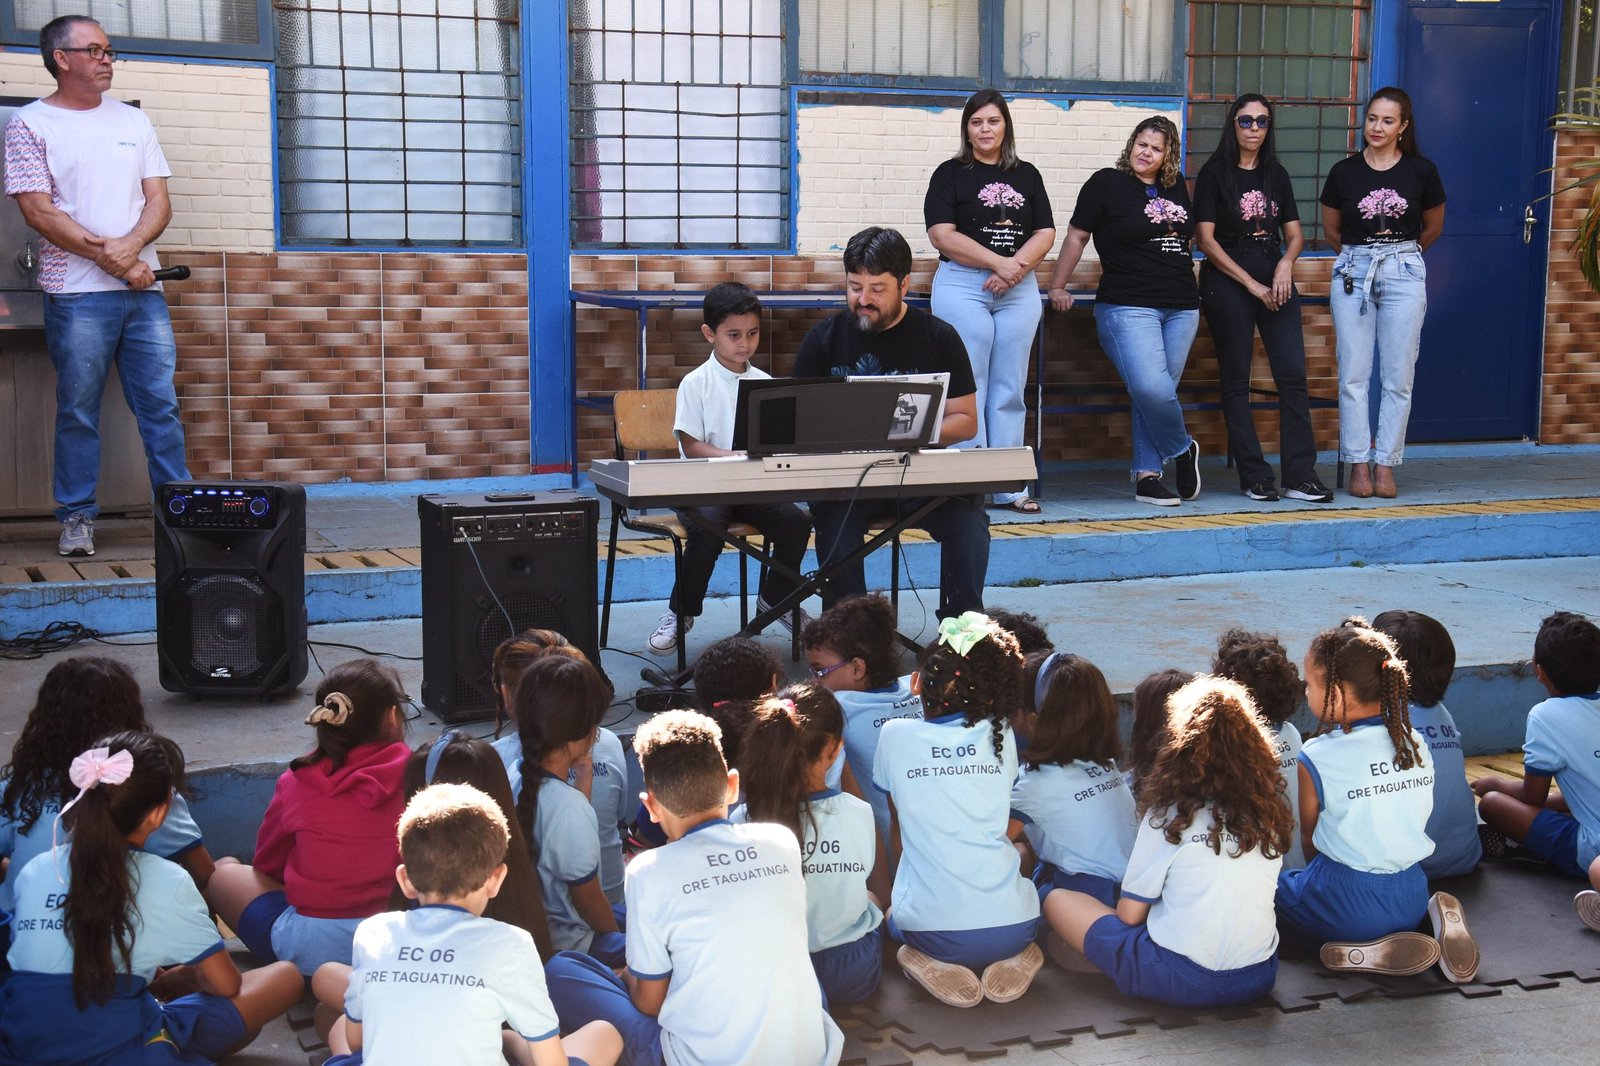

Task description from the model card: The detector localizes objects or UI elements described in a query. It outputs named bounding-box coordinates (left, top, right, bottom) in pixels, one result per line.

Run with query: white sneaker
left=647, top=612, right=691, bottom=654
left=58, top=512, right=96, bottom=556
left=757, top=598, right=811, bottom=637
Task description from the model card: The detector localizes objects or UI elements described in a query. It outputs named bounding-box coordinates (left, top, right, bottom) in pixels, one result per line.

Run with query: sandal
left=994, top=497, right=1042, bottom=514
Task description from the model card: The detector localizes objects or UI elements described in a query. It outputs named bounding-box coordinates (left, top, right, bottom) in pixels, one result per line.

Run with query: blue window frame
left=0, top=1, right=274, bottom=62
left=788, top=0, right=1186, bottom=97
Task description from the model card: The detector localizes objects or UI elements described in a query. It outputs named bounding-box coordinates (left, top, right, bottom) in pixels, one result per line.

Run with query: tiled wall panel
left=1543, top=131, right=1600, bottom=445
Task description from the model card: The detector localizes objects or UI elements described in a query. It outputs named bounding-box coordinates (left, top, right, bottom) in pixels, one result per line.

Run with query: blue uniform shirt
left=1299, top=718, right=1434, bottom=873
left=1523, top=692, right=1600, bottom=870
left=836, top=678, right=922, bottom=841
left=1409, top=701, right=1482, bottom=878
left=495, top=730, right=629, bottom=906
left=1009, top=760, right=1137, bottom=882
left=1271, top=722, right=1307, bottom=870
left=872, top=714, right=1038, bottom=933
left=528, top=774, right=602, bottom=953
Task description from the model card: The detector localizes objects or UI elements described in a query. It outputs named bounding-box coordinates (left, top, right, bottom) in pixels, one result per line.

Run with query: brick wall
left=796, top=96, right=1180, bottom=258
left=0, top=55, right=273, bottom=253
left=1542, top=129, right=1600, bottom=444
left=571, top=253, right=1341, bottom=472
left=167, top=252, right=532, bottom=483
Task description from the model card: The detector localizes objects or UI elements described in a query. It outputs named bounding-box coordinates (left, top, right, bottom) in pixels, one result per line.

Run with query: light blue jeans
left=931, top=260, right=1042, bottom=504
left=1329, top=241, right=1428, bottom=466
left=1093, top=302, right=1200, bottom=479
left=42, top=289, right=189, bottom=520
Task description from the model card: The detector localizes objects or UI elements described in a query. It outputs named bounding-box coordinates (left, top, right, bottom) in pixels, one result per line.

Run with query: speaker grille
left=448, top=593, right=570, bottom=715
left=179, top=571, right=279, bottom=683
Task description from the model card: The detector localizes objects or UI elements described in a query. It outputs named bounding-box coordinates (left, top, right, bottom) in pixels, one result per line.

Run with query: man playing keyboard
left=792, top=226, right=990, bottom=618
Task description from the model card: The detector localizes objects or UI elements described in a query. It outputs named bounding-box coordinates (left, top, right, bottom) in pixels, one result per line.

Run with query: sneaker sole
left=980, top=942, right=1044, bottom=1003
left=1244, top=491, right=1279, bottom=502
left=58, top=546, right=94, bottom=557
left=1135, top=495, right=1181, bottom=507
left=1045, top=932, right=1102, bottom=974
left=1284, top=490, right=1333, bottom=503
left=1319, top=932, right=1441, bottom=976
left=1427, top=891, right=1480, bottom=983
left=1576, top=890, right=1600, bottom=933
left=897, top=945, right=983, bottom=1008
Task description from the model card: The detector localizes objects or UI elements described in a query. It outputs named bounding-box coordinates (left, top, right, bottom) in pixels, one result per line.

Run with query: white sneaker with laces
left=58, top=512, right=96, bottom=557
left=647, top=612, right=691, bottom=654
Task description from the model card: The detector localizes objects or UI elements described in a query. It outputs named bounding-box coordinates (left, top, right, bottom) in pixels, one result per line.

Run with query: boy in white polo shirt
left=542, top=711, right=843, bottom=1066
left=647, top=282, right=812, bottom=655
left=321, top=782, right=620, bottom=1066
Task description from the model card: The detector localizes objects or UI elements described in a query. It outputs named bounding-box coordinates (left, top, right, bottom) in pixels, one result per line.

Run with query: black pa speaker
left=419, top=492, right=601, bottom=723
left=155, top=480, right=308, bottom=697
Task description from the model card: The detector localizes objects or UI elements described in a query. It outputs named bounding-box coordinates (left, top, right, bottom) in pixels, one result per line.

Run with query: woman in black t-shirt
left=1195, top=93, right=1332, bottom=506
left=925, top=89, right=1056, bottom=513
left=1047, top=116, right=1201, bottom=507
left=1319, top=86, right=1447, bottom=499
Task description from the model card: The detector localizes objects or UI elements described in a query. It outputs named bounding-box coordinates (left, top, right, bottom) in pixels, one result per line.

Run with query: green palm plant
left=1553, top=79, right=1600, bottom=294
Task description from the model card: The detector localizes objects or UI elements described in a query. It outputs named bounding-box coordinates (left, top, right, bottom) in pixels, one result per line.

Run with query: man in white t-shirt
left=4, top=15, right=189, bottom=557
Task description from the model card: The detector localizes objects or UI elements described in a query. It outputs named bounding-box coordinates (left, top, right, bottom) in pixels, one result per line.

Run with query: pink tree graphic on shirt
left=978, top=182, right=1026, bottom=225
left=1239, top=189, right=1269, bottom=235
left=1358, top=188, right=1409, bottom=235
left=1144, top=197, right=1189, bottom=235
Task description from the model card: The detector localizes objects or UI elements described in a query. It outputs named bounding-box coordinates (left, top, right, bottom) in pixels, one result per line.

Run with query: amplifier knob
left=249, top=497, right=269, bottom=517
left=167, top=495, right=187, bottom=515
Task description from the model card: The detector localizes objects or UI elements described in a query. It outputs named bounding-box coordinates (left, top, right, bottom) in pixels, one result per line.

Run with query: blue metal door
left=1400, top=0, right=1561, bottom=441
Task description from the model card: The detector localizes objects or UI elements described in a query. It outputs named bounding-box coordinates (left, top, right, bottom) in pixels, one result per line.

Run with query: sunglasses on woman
left=1236, top=115, right=1271, bottom=130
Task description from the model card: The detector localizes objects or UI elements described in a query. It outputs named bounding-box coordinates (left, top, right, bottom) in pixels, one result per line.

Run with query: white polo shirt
left=836, top=678, right=923, bottom=841
left=673, top=353, right=768, bottom=453
left=1299, top=718, right=1435, bottom=873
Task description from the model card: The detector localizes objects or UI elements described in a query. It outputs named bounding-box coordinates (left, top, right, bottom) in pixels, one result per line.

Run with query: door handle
left=16, top=239, right=36, bottom=275
left=1523, top=206, right=1538, bottom=245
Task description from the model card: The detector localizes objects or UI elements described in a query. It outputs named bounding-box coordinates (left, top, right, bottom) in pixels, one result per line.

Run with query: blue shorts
left=544, top=950, right=664, bottom=1066
left=1083, top=915, right=1277, bottom=1008
left=811, top=924, right=883, bottom=1006
left=1523, top=808, right=1587, bottom=879
left=235, top=890, right=361, bottom=976
left=327, top=1054, right=588, bottom=1066
left=0, top=971, right=246, bottom=1064
left=1274, top=854, right=1428, bottom=944
left=886, top=913, right=1039, bottom=970
left=1033, top=863, right=1118, bottom=906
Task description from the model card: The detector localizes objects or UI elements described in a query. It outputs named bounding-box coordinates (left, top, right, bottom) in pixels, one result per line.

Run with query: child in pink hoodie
left=206, top=659, right=410, bottom=975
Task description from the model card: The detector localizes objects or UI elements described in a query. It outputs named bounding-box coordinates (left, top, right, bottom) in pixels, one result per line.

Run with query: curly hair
left=916, top=618, right=1023, bottom=762
left=987, top=609, right=1053, bottom=657
left=740, top=682, right=845, bottom=847
left=1022, top=653, right=1121, bottom=770
left=692, top=637, right=781, bottom=711
left=1138, top=677, right=1294, bottom=860
left=1, top=657, right=152, bottom=833
left=801, top=594, right=900, bottom=688
left=1212, top=629, right=1302, bottom=726
left=1307, top=618, right=1423, bottom=770
left=1372, top=610, right=1456, bottom=708
left=1114, top=115, right=1184, bottom=189
left=1126, top=669, right=1193, bottom=795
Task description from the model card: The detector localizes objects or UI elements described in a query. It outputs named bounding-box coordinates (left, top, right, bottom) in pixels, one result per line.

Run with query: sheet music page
left=846, top=372, right=950, bottom=444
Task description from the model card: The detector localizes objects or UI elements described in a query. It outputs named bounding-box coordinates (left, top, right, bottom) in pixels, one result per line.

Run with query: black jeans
left=668, top=502, right=811, bottom=618
left=1199, top=252, right=1319, bottom=488
left=808, top=495, right=989, bottom=620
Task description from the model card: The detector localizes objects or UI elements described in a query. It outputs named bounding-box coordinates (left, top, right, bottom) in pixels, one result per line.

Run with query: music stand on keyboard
left=733, top=378, right=944, bottom=457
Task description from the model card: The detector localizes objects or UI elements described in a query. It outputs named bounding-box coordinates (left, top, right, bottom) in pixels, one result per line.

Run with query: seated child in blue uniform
left=1, top=657, right=215, bottom=930
left=875, top=613, right=1043, bottom=1008
left=1213, top=630, right=1309, bottom=870
left=1472, top=610, right=1600, bottom=931
left=1041, top=676, right=1292, bottom=1008
left=1, top=731, right=301, bottom=1066
left=490, top=630, right=631, bottom=906
left=320, top=782, right=621, bottom=1066
left=736, top=683, right=890, bottom=1006
left=501, top=655, right=624, bottom=966
left=801, top=594, right=923, bottom=842
left=543, top=710, right=844, bottom=1066
left=1122, top=670, right=1193, bottom=799
left=1372, top=610, right=1482, bottom=879
left=1009, top=653, right=1137, bottom=907
left=1281, top=619, right=1479, bottom=984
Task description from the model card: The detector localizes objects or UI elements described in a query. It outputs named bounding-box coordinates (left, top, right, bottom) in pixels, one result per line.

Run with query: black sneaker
left=1284, top=478, right=1334, bottom=503
left=1135, top=475, right=1180, bottom=507
left=1244, top=480, right=1279, bottom=502
left=1174, top=440, right=1201, bottom=500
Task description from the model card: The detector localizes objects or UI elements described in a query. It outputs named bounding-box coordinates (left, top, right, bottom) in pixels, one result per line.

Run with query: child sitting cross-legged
left=1041, top=677, right=1291, bottom=1008
left=1212, top=629, right=1309, bottom=870
left=543, top=711, right=844, bottom=1066
left=319, top=782, right=621, bottom=1066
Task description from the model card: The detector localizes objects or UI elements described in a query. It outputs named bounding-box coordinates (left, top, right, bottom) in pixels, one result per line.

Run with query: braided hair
left=916, top=618, right=1023, bottom=762
left=1307, top=617, right=1423, bottom=770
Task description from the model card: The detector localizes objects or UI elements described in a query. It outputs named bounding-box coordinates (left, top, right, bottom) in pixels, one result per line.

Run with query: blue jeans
left=1093, top=303, right=1200, bottom=479
left=1329, top=242, right=1428, bottom=466
left=932, top=261, right=1042, bottom=504
left=42, top=289, right=188, bottom=520
left=808, top=495, right=989, bottom=619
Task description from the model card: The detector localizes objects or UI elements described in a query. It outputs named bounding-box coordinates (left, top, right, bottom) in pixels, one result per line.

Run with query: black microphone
left=151, top=265, right=191, bottom=282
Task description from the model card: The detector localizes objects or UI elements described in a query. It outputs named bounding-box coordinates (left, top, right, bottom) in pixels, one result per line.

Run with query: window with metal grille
left=1559, top=2, right=1599, bottom=120
left=275, top=0, right=521, bottom=247
left=2, top=1, right=272, bottom=60
left=1186, top=0, right=1370, bottom=245
left=796, top=0, right=1182, bottom=93
left=570, top=0, right=788, bottom=249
